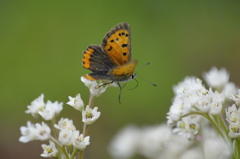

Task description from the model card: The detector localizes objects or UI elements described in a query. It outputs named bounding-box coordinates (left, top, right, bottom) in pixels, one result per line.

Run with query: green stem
left=88, top=94, right=95, bottom=108
left=78, top=150, right=84, bottom=159
left=50, top=117, right=58, bottom=139
left=78, top=94, right=95, bottom=159
left=218, top=116, right=228, bottom=137
left=71, top=148, right=79, bottom=159
left=234, top=138, right=240, bottom=159
left=61, top=146, right=70, bottom=159
left=206, top=114, right=227, bottom=143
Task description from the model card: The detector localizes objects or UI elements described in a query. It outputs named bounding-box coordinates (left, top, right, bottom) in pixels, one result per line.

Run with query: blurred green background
left=1, top=1, right=240, bottom=159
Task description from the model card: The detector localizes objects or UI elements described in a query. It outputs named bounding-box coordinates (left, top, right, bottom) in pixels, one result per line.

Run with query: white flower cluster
left=20, top=93, right=96, bottom=158
left=19, top=76, right=114, bottom=158
left=25, top=94, right=63, bottom=119
left=109, top=124, right=229, bottom=159
left=167, top=67, right=240, bottom=140
left=54, top=118, right=90, bottom=149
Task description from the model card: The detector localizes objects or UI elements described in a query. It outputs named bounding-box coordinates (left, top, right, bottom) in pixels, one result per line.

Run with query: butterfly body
left=82, top=23, right=137, bottom=83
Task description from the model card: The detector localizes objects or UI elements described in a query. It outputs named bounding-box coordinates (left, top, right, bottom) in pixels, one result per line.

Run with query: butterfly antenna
left=135, top=62, right=151, bottom=70
left=136, top=74, right=157, bottom=87
left=128, top=78, right=139, bottom=90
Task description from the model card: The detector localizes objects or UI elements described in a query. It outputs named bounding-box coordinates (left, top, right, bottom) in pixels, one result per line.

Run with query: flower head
left=173, top=115, right=201, bottom=140
left=72, top=131, right=90, bottom=150
left=203, top=67, right=229, bottom=88
left=67, top=93, right=84, bottom=111
left=82, top=105, right=101, bottom=125
left=41, top=141, right=58, bottom=158
left=19, top=121, right=37, bottom=143
left=230, top=89, right=240, bottom=106
left=209, top=91, right=224, bottom=115
left=54, top=118, right=76, bottom=131
left=38, top=100, right=63, bottom=120
left=223, top=82, right=238, bottom=98
left=25, top=94, right=45, bottom=117
left=19, top=121, right=51, bottom=143
left=58, top=129, right=73, bottom=146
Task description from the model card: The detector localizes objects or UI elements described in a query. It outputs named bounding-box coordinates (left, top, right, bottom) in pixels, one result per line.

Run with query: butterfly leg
left=95, top=81, right=113, bottom=89
left=118, top=82, right=122, bottom=104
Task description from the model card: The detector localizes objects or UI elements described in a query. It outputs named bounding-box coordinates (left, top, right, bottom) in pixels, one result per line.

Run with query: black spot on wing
left=122, top=44, right=128, bottom=47
left=108, top=46, right=112, bottom=51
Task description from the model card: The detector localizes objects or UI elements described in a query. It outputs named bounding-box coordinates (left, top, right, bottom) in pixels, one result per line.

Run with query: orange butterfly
left=82, top=23, right=137, bottom=88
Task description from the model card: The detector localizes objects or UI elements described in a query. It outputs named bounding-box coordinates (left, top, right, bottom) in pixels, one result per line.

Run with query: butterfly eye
left=131, top=74, right=136, bottom=79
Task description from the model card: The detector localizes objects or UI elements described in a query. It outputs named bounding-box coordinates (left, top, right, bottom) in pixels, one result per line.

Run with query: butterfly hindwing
left=108, top=60, right=138, bottom=77
left=82, top=45, right=115, bottom=72
left=101, top=23, right=131, bottom=66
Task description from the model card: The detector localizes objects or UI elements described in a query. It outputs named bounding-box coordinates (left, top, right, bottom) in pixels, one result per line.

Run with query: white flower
left=67, top=93, right=84, bottom=111
left=223, top=82, right=238, bottom=98
left=228, top=122, right=240, bottom=138
left=81, top=76, right=117, bottom=97
left=167, top=97, right=191, bottom=126
left=38, top=100, right=63, bottom=120
left=25, top=94, right=45, bottom=117
left=209, top=91, right=224, bottom=115
left=173, top=77, right=205, bottom=97
left=54, top=118, right=76, bottom=131
left=203, top=67, right=229, bottom=88
left=41, top=141, right=58, bottom=158
left=173, top=115, right=201, bottom=140
left=82, top=105, right=101, bottom=125
left=173, top=77, right=207, bottom=107
left=35, top=122, right=51, bottom=140
left=230, top=89, right=240, bottom=106
left=195, top=93, right=211, bottom=113
left=108, top=125, right=140, bottom=159
left=225, top=104, right=240, bottom=124
left=72, top=131, right=90, bottom=150
left=58, top=129, right=73, bottom=146
left=19, top=121, right=51, bottom=143
left=19, top=121, right=37, bottom=143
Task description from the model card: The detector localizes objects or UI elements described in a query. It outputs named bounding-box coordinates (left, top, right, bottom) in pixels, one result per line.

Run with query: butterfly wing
left=82, top=45, right=115, bottom=72
left=85, top=60, right=137, bottom=81
left=108, top=60, right=137, bottom=78
left=101, top=23, right=131, bottom=66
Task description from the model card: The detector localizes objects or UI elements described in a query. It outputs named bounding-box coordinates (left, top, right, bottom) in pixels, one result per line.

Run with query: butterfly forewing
left=102, top=23, right=131, bottom=66
left=82, top=45, right=115, bottom=72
